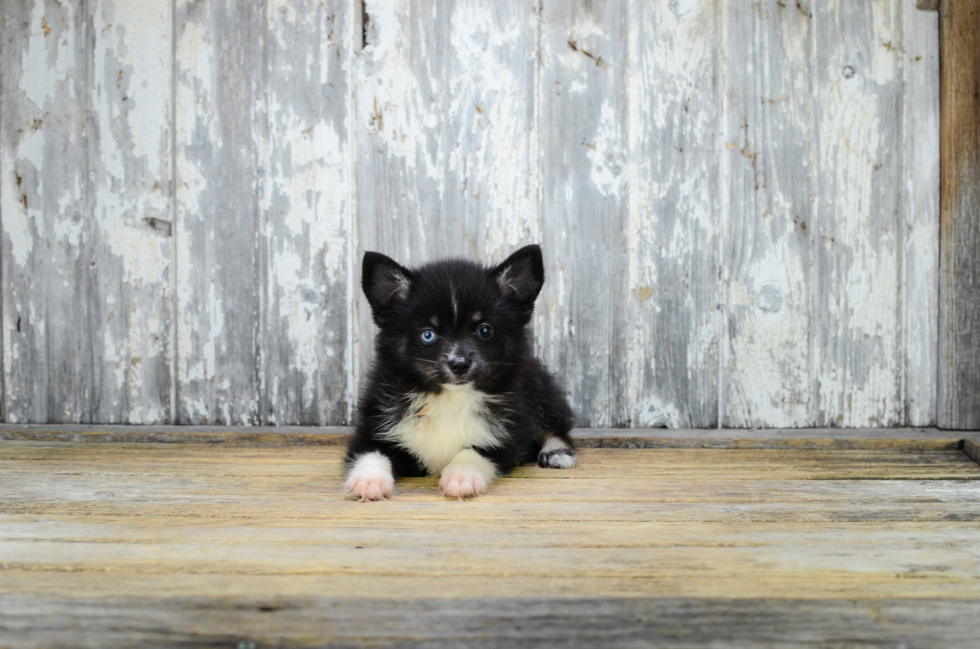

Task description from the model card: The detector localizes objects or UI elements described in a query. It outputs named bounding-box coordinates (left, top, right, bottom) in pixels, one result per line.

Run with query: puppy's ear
left=363, top=252, right=412, bottom=324
left=490, top=244, right=544, bottom=314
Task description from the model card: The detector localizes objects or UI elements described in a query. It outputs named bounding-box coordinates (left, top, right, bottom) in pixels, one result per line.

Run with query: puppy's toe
left=345, top=474, right=394, bottom=502
left=439, top=465, right=487, bottom=499
left=538, top=449, right=577, bottom=469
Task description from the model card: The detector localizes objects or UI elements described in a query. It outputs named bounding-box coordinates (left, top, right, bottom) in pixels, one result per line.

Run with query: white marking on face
left=345, top=452, right=395, bottom=501
left=379, top=386, right=507, bottom=475
left=450, top=280, right=459, bottom=326
left=471, top=311, right=482, bottom=322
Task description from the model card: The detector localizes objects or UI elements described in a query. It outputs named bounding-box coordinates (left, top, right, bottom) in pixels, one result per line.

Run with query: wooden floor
left=2, top=429, right=980, bottom=647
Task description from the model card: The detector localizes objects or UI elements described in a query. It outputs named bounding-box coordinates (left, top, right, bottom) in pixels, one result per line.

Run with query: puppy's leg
left=537, top=435, right=577, bottom=469
left=438, top=449, right=497, bottom=499
left=345, top=451, right=395, bottom=502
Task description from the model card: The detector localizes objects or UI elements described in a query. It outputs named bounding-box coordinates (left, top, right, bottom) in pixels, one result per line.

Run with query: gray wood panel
left=1, top=0, right=173, bottom=424
left=721, top=0, right=814, bottom=427
left=174, top=0, right=353, bottom=425
left=902, top=0, right=939, bottom=426
left=174, top=0, right=265, bottom=425
left=625, top=0, right=720, bottom=428
left=938, top=0, right=980, bottom=430
left=538, top=0, right=628, bottom=427
left=0, top=0, right=948, bottom=429
left=812, top=0, right=905, bottom=427
left=261, top=0, right=354, bottom=425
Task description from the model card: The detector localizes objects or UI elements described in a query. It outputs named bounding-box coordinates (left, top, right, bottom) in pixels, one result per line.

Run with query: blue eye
left=420, top=329, right=437, bottom=344
left=477, top=323, right=494, bottom=340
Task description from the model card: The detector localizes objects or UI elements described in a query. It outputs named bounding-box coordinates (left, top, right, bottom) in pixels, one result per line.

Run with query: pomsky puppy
left=345, top=244, right=577, bottom=501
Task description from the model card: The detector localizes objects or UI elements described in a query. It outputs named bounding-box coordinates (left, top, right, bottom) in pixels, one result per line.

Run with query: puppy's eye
left=420, top=329, right=438, bottom=345
left=477, top=323, right=494, bottom=340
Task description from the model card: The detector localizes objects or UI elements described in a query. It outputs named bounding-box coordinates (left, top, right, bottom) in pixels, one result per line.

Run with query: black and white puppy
left=345, top=244, right=577, bottom=501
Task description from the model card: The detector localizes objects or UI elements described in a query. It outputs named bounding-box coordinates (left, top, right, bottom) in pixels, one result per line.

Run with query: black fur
left=346, top=244, right=575, bottom=478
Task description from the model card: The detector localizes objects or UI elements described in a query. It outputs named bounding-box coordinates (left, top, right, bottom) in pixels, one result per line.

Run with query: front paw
left=538, top=448, right=578, bottom=469
left=345, top=473, right=393, bottom=501
left=345, top=452, right=394, bottom=502
left=438, top=464, right=488, bottom=499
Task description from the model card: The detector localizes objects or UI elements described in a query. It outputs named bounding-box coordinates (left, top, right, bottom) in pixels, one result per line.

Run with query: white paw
left=537, top=449, right=578, bottom=469
left=345, top=452, right=394, bottom=502
left=537, top=437, right=578, bottom=469
left=438, top=463, right=488, bottom=499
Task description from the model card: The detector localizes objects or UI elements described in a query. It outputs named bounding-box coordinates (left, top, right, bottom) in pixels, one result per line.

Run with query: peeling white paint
left=0, top=0, right=941, bottom=428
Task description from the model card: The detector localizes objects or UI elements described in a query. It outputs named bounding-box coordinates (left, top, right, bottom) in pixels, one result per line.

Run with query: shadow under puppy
left=345, top=245, right=577, bottom=501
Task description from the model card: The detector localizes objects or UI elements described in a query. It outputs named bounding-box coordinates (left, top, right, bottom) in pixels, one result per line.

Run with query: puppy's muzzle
left=447, top=356, right=471, bottom=376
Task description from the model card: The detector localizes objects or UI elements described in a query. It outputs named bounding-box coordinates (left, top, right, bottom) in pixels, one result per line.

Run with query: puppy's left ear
left=490, top=244, right=544, bottom=315
left=363, top=251, right=413, bottom=325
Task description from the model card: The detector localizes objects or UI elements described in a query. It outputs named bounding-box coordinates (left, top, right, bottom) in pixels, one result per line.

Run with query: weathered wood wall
left=0, top=0, right=944, bottom=428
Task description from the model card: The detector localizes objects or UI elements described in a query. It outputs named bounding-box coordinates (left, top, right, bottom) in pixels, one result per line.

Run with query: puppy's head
left=362, top=245, right=544, bottom=390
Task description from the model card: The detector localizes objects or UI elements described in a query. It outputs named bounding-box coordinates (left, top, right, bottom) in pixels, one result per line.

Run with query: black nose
left=447, top=356, right=471, bottom=376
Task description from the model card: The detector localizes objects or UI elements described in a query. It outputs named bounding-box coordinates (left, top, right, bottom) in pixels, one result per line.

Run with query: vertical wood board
left=938, top=0, right=980, bottom=429
left=1, top=0, right=173, bottom=424
left=174, top=0, right=265, bottom=425
left=902, top=0, right=939, bottom=426
left=721, top=0, right=814, bottom=428
left=538, top=0, right=628, bottom=427
left=626, top=0, right=720, bottom=428
left=812, top=0, right=905, bottom=427
left=262, top=0, right=354, bottom=425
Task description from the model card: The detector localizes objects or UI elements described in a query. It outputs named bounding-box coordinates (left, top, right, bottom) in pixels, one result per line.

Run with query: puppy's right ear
left=362, top=252, right=412, bottom=324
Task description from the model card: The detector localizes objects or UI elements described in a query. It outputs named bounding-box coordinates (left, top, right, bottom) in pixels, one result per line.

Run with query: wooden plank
left=0, top=424, right=971, bottom=450
left=174, top=0, right=264, bottom=425
left=625, top=0, right=720, bottom=428
left=1, top=439, right=980, bottom=647
left=353, top=0, right=539, bottom=396
left=903, top=0, right=940, bottom=426
left=537, top=0, right=627, bottom=427
left=812, top=0, right=905, bottom=427
left=261, top=0, right=354, bottom=425
left=938, top=0, right=980, bottom=429
left=0, top=0, right=173, bottom=423
left=721, top=0, right=813, bottom=427
left=355, top=0, right=538, bottom=263
left=1, top=596, right=977, bottom=649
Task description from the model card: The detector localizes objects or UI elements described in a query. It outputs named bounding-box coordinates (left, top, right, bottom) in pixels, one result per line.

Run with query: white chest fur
left=380, top=385, right=505, bottom=475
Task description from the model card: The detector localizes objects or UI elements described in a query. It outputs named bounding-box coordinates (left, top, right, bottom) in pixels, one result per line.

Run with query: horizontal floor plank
left=2, top=436, right=979, bottom=646
left=2, top=596, right=978, bottom=649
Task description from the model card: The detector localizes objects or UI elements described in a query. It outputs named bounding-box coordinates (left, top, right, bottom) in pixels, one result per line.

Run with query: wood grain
left=0, top=0, right=173, bottom=424
left=938, top=0, right=980, bottom=429
left=0, top=438, right=978, bottom=646
left=626, top=0, right=720, bottom=428
left=0, top=1, right=950, bottom=429
left=902, top=0, right=940, bottom=426
left=812, top=0, right=906, bottom=427
left=537, top=0, right=627, bottom=427
left=174, top=0, right=264, bottom=425
left=261, top=0, right=354, bottom=425
left=2, top=596, right=977, bottom=649
left=721, top=0, right=813, bottom=427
